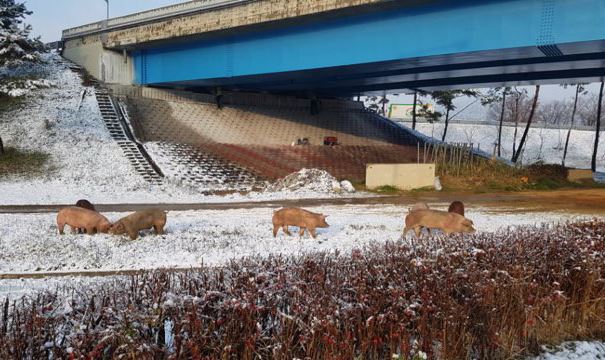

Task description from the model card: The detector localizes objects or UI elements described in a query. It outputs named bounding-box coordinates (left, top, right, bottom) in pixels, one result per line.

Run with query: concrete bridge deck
left=62, top=0, right=605, bottom=95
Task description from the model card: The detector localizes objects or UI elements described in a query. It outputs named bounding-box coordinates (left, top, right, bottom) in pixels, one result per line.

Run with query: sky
left=20, top=0, right=602, bottom=104
left=24, top=0, right=189, bottom=43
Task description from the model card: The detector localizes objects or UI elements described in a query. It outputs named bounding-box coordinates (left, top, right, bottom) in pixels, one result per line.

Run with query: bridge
left=62, top=0, right=605, bottom=96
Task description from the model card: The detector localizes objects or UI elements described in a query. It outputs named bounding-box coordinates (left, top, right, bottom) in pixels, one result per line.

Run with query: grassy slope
left=0, top=96, right=50, bottom=178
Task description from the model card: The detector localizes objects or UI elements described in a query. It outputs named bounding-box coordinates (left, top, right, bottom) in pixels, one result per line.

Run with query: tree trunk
left=0, top=136, right=3, bottom=155
left=591, top=81, right=604, bottom=172
left=497, top=92, right=506, bottom=157
left=512, top=85, right=540, bottom=163
left=562, top=85, right=580, bottom=167
left=412, top=91, right=418, bottom=130
left=441, top=108, right=451, bottom=142
left=512, top=96, right=520, bottom=157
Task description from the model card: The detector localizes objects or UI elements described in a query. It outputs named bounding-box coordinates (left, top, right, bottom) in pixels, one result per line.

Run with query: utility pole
left=105, top=0, right=109, bottom=20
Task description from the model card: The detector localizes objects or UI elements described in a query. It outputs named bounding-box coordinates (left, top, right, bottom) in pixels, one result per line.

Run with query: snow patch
left=0, top=78, right=54, bottom=97
left=265, top=168, right=349, bottom=194
left=530, top=341, right=605, bottom=359
left=340, top=180, right=356, bottom=193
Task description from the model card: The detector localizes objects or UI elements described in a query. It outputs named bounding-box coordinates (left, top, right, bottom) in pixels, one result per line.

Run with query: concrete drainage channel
left=94, top=88, right=164, bottom=185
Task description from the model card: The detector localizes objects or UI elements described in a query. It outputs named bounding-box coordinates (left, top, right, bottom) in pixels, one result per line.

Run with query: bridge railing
left=62, top=0, right=254, bottom=40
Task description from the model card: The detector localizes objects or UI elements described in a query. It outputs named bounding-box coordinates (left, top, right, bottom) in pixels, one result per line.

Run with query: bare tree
left=411, top=91, right=418, bottom=129
left=538, top=100, right=572, bottom=126
left=508, top=87, right=530, bottom=156
left=463, top=126, right=478, bottom=144
left=592, top=81, right=604, bottom=172
left=481, top=87, right=511, bottom=157
left=365, top=95, right=390, bottom=117
left=535, top=126, right=546, bottom=162
left=562, top=84, right=587, bottom=167
left=577, top=93, right=605, bottom=127
left=512, top=85, right=540, bottom=163
left=380, top=94, right=389, bottom=116
left=429, top=89, right=479, bottom=142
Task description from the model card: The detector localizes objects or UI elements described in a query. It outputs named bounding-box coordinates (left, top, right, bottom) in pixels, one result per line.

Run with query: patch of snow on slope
left=530, top=341, right=605, bottom=359
left=0, top=54, right=372, bottom=204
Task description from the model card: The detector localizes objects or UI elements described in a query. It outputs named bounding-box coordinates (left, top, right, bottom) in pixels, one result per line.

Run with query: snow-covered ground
left=0, top=204, right=584, bottom=274
left=530, top=341, right=605, bottom=359
left=0, top=53, right=368, bottom=205
left=414, top=122, right=605, bottom=171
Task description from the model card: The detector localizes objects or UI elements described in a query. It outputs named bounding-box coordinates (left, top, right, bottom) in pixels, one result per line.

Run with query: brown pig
left=403, top=209, right=475, bottom=238
left=272, top=207, right=329, bottom=239
left=74, top=199, right=96, bottom=233
left=109, top=209, right=167, bottom=240
left=75, top=199, right=95, bottom=212
left=56, top=207, right=111, bottom=235
left=409, top=202, right=430, bottom=212
left=448, top=201, right=465, bottom=216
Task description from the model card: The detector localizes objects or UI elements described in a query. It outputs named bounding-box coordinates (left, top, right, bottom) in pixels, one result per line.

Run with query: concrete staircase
left=144, top=142, right=263, bottom=191
left=94, top=88, right=164, bottom=185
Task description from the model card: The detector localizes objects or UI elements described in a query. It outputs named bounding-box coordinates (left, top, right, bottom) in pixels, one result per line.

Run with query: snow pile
left=0, top=77, right=54, bottom=97
left=265, top=168, right=355, bottom=194
left=530, top=341, right=605, bottom=359
left=340, top=180, right=356, bottom=193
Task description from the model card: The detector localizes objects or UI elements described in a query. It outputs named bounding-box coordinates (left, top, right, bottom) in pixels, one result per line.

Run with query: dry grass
left=439, top=158, right=600, bottom=192
left=1, top=221, right=605, bottom=359
left=0, top=147, right=49, bottom=178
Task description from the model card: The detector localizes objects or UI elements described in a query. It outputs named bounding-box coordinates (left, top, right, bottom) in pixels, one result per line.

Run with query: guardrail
left=62, top=0, right=254, bottom=40
left=394, top=118, right=598, bottom=131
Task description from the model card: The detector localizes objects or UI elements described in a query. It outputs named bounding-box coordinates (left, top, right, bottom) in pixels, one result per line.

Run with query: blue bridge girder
left=132, top=0, right=605, bottom=95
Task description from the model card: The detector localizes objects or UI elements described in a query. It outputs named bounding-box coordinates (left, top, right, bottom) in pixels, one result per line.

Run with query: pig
left=448, top=201, right=465, bottom=216
left=409, top=202, right=430, bottom=212
left=272, top=207, right=329, bottom=239
left=403, top=209, right=475, bottom=238
left=406, top=203, right=431, bottom=235
left=74, top=199, right=96, bottom=233
left=75, top=199, right=95, bottom=211
left=56, top=207, right=111, bottom=235
left=109, top=209, right=167, bottom=240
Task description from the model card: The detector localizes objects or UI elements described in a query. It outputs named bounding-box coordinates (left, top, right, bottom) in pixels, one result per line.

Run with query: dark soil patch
left=0, top=96, right=24, bottom=116
left=0, top=147, right=49, bottom=177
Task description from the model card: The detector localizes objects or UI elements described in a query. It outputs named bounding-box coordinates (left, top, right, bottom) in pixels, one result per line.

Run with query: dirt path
left=0, top=267, right=205, bottom=280
left=1, top=189, right=604, bottom=214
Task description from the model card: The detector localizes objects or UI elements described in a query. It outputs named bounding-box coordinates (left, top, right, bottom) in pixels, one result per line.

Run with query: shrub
left=1, top=221, right=604, bottom=359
